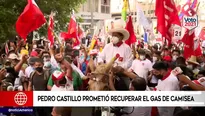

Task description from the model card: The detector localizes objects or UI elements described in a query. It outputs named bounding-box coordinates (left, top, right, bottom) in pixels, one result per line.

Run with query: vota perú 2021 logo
left=14, top=92, right=28, bottom=106
left=183, top=15, right=198, bottom=30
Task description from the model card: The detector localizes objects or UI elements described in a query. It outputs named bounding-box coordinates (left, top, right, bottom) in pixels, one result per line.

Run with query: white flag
left=136, top=2, right=150, bottom=30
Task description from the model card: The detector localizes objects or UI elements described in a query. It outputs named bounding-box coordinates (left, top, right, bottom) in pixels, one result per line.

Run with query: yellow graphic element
left=20, top=49, right=29, bottom=55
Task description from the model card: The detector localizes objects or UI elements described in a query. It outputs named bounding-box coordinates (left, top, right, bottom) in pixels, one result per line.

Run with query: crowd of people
left=0, top=19, right=205, bottom=116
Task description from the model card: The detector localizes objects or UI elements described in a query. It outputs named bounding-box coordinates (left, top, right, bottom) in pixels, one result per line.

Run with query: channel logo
left=14, top=92, right=28, bottom=106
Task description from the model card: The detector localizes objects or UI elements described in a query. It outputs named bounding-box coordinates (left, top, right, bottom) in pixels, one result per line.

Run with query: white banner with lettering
left=33, top=91, right=205, bottom=107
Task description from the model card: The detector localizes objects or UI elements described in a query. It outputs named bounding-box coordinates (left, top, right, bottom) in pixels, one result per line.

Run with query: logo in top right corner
left=182, top=3, right=198, bottom=30
left=182, top=15, right=198, bottom=30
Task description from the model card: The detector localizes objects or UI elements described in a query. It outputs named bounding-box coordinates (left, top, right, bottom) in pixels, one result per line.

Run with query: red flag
left=78, top=25, right=84, bottom=38
left=176, top=5, right=181, bottom=12
left=67, top=15, right=78, bottom=39
left=16, top=0, right=46, bottom=41
left=193, top=38, right=202, bottom=56
left=60, top=15, right=77, bottom=39
left=72, top=38, right=80, bottom=47
left=47, top=13, right=54, bottom=46
left=60, top=15, right=80, bottom=47
left=125, top=16, right=136, bottom=46
left=155, top=0, right=181, bottom=46
left=182, top=30, right=195, bottom=59
left=199, top=27, right=205, bottom=40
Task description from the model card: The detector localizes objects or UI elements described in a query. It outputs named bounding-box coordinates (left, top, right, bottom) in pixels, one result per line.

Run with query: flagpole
left=196, top=2, right=200, bottom=13
left=47, top=12, right=64, bottom=53
left=127, top=0, right=131, bottom=14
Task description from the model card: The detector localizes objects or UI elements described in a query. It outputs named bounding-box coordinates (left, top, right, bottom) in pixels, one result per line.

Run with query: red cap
left=30, top=51, right=38, bottom=57
left=52, top=70, right=65, bottom=82
left=163, top=56, right=172, bottom=62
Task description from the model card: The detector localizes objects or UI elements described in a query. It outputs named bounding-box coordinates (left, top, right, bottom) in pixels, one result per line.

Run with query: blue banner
left=0, top=107, right=33, bottom=114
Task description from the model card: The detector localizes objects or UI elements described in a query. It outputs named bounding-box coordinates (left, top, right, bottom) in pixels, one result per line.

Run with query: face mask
left=44, top=61, right=51, bottom=69
left=111, top=36, right=119, bottom=44
left=35, top=67, right=43, bottom=72
left=155, top=74, right=163, bottom=79
left=153, top=57, right=158, bottom=62
left=172, top=55, right=178, bottom=61
left=5, top=65, right=11, bottom=69
left=139, top=55, right=145, bottom=60
left=187, top=65, right=193, bottom=70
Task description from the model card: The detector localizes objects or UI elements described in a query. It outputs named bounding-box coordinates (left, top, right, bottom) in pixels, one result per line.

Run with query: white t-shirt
left=14, top=70, right=26, bottom=87
left=155, top=73, right=179, bottom=116
left=122, top=107, right=151, bottom=116
left=51, top=85, right=74, bottom=91
left=129, top=59, right=152, bottom=83
left=98, top=43, right=133, bottom=69
left=155, top=73, right=179, bottom=91
left=25, top=66, right=34, bottom=78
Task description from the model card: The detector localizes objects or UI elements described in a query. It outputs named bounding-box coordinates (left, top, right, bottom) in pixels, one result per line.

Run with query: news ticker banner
left=1, top=91, right=205, bottom=107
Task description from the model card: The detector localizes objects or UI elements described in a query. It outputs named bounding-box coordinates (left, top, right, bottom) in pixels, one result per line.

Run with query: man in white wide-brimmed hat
left=187, top=55, right=200, bottom=77
left=98, top=19, right=132, bottom=69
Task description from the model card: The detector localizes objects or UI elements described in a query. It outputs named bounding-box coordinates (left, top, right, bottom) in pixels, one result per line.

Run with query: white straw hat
left=108, top=19, right=130, bottom=40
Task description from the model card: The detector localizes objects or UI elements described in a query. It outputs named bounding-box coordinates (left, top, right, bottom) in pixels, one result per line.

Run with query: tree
left=0, top=0, right=86, bottom=43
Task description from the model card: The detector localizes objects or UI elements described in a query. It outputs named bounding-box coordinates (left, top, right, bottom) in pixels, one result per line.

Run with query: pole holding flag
left=47, top=12, right=55, bottom=46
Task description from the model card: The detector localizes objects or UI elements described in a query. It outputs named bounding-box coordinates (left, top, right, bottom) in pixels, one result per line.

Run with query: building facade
left=111, top=0, right=156, bottom=20
left=76, top=0, right=112, bottom=31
